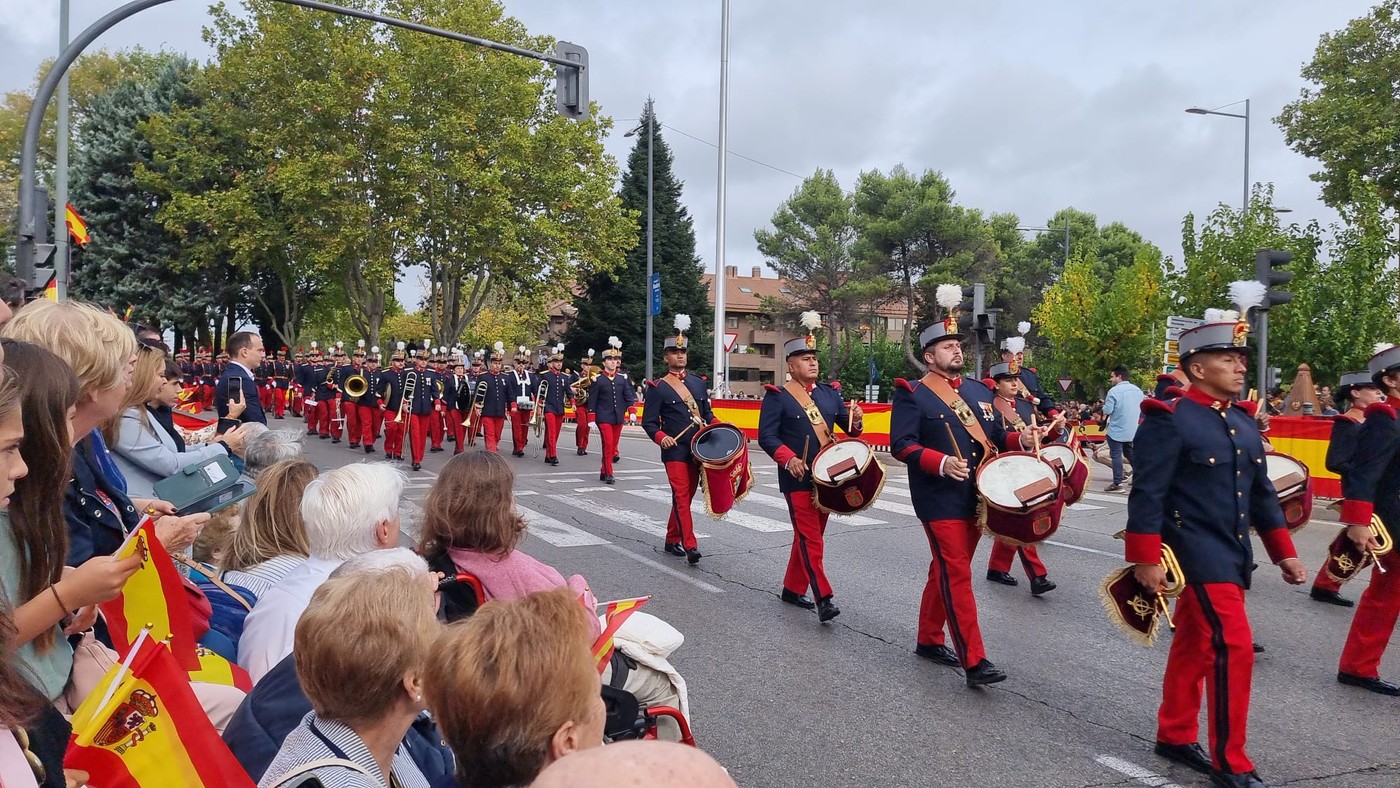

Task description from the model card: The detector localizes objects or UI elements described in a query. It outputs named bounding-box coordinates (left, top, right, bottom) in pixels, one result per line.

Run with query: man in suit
left=216, top=331, right=267, bottom=427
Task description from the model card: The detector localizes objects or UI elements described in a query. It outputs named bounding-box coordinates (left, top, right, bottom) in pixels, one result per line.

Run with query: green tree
left=1277, top=1, right=1400, bottom=212
left=566, top=101, right=704, bottom=377
left=1172, top=186, right=1308, bottom=318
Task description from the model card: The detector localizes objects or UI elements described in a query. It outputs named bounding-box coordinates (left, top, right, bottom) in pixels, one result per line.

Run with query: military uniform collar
left=1183, top=385, right=1231, bottom=411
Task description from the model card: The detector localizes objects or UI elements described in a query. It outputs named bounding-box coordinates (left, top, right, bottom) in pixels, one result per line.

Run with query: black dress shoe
left=604, top=474, right=616, bottom=485
left=1029, top=576, right=1056, bottom=596
left=1310, top=587, right=1355, bottom=607
left=276, top=414, right=284, bottom=419
left=964, top=660, right=1007, bottom=687
left=1210, top=769, right=1267, bottom=788
left=914, top=643, right=960, bottom=666
left=513, top=450, right=525, bottom=457
left=781, top=589, right=815, bottom=609
left=1337, top=671, right=1400, bottom=696
left=816, top=597, right=840, bottom=622
left=1154, top=741, right=1213, bottom=775
left=411, top=463, right=421, bottom=471
left=331, top=438, right=340, bottom=444
left=319, top=434, right=329, bottom=440
left=664, top=543, right=686, bottom=557
left=308, top=429, right=319, bottom=436
left=430, top=446, right=444, bottom=453
left=349, top=442, right=360, bottom=449
left=986, top=570, right=1019, bottom=586
left=686, top=547, right=702, bottom=564
left=613, top=454, right=620, bottom=463
left=1253, top=642, right=1265, bottom=653
left=364, top=446, right=375, bottom=454
left=578, top=448, right=588, bottom=455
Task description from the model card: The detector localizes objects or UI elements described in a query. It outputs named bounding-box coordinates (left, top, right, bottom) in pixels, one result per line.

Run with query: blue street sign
left=650, top=273, right=662, bottom=316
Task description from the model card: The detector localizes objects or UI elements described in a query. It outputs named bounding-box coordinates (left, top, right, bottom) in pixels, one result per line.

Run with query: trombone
left=463, top=379, right=487, bottom=446
left=392, top=370, right=418, bottom=425
left=530, top=379, right=548, bottom=437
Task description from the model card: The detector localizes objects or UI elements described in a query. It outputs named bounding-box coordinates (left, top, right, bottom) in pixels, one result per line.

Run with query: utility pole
left=54, top=0, right=71, bottom=300
left=644, top=98, right=655, bottom=381
left=711, top=0, right=731, bottom=396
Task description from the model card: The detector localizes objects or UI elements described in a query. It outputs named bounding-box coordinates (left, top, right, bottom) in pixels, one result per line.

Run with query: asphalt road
left=280, top=418, right=1399, bottom=788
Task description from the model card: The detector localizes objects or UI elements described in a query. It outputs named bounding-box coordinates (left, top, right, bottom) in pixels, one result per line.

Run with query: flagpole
left=93, top=624, right=152, bottom=715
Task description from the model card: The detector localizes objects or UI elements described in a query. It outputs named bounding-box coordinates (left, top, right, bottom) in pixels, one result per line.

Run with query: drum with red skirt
left=1040, top=443, right=1090, bottom=506
left=976, top=452, right=1064, bottom=546
left=1265, top=451, right=1312, bottom=531
left=691, top=423, right=754, bottom=517
left=810, top=439, right=886, bottom=515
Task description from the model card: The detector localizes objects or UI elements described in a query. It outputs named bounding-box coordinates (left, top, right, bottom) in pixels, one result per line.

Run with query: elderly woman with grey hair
left=240, top=425, right=306, bottom=478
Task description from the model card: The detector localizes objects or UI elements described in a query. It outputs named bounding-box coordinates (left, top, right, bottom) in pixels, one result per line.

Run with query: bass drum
left=810, top=439, right=886, bottom=515
left=690, top=423, right=753, bottom=517
left=976, top=452, right=1064, bottom=546
left=1265, top=451, right=1312, bottom=531
left=1040, top=443, right=1090, bottom=506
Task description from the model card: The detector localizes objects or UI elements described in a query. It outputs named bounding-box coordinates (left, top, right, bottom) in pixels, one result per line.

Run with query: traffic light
left=1254, top=248, right=1293, bottom=310
left=956, top=286, right=976, bottom=333
left=972, top=283, right=996, bottom=344
left=554, top=41, right=589, bottom=120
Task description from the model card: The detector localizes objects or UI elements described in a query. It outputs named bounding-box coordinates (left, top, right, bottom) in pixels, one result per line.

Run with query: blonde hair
left=101, top=344, right=167, bottom=446
left=294, top=567, right=438, bottom=725
left=424, top=588, right=598, bottom=787
left=419, top=451, right=525, bottom=557
left=219, top=459, right=316, bottom=571
left=1, top=300, right=137, bottom=397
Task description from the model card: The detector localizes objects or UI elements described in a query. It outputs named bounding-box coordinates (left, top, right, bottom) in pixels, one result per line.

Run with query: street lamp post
left=1186, top=99, right=1250, bottom=216
left=712, top=0, right=731, bottom=397
left=1017, top=219, right=1072, bottom=265
left=625, top=97, right=656, bottom=381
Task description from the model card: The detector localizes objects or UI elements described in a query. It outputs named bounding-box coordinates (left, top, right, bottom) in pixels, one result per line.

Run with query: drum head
left=1265, top=453, right=1308, bottom=494
left=812, top=441, right=871, bottom=483
left=978, top=453, right=1059, bottom=509
left=1039, top=444, right=1076, bottom=470
left=693, top=425, right=744, bottom=463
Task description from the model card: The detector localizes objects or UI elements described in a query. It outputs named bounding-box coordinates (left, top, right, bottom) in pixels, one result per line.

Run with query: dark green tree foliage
left=566, top=103, right=708, bottom=379
left=67, top=55, right=231, bottom=334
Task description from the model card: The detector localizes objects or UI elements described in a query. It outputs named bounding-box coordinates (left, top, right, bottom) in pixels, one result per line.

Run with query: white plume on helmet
left=1004, top=336, right=1025, bottom=355
left=1220, top=310, right=1241, bottom=322
left=493, top=341, right=505, bottom=353
left=357, top=339, right=365, bottom=348
left=1018, top=321, right=1031, bottom=336
left=395, top=341, right=405, bottom=351
left=554, top=343, right=565, bottom=353
left=935, top=284, right=962, bottom=310
left=1228, top=280, right=1267, bottom=315
left=586, top=348, right=596, bottom=358
left=336, top=340, right=344, bottom=349
left=674, top=314, right=691, bottom=332
left=310, top=341, right=318, bottom=349
left=799, top=310, right=822, bottom=331
left=1204, top=308, right=1227, bottom=322
left=517, top=345, right=526, bottom=354
left=370, top=345, right=379, bottom=354
left=608, top=336, right=622, bottom=349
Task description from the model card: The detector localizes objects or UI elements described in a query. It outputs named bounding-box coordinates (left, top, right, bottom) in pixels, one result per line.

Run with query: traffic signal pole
left=1254, top=248, right=1293, bottom=393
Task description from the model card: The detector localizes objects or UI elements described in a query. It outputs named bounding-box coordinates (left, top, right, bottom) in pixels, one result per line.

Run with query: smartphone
left=228, top=384, right=242, bottom=404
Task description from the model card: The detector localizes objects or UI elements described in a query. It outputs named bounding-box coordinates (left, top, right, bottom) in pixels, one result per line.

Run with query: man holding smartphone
left=217, top=331, right=267, bottom=428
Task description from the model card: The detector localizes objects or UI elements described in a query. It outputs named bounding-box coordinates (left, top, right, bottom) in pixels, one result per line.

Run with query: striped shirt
left=259, top=712, right=430, bottom=788
left=224, top=554, right=307, bottom=599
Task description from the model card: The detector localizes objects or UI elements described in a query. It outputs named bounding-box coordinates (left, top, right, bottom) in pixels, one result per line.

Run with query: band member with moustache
left=363, top=350, right=384, bottom=451
left=429, top=349, right=450, bottom=450
left=378, top=346, right=409, bottom=461
left=573, top=350, right=597, bottom=455
left=538, top=346, right=571, bottom=466
left=334, top=344, right=369, bottom=448
left=506, top=347, right=537, bottom=457
left=1124, top=303, right=1305, bottom=788
left=289, top=350, right=306, bottom=418
left=758, top=317, right=863, bottom=620
left=586, top=338, right=635, bottom=484
left=404, top=352, right=443, bottom=471
left=472, top=345, right=512, bottom=453
left=983, top=362, right=1057, bottom=595
left=1334, top=343, right=1400, bottom=697
left=1310, top=371, right=1383, bottom=607
left=644, top=320, right=718, bottom=563
left=891, top=291, right=1044, bottom=687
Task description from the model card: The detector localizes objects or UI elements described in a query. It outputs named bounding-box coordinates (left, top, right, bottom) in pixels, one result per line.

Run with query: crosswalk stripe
left=1080, top=492, right=1127, bottom=505
left=739, top=491, right=889, bottom=526
left=545, top=478, right=585, bottom=484
left=550, top=494, right=710, bottom=539
left=1068, top=502, right=1104, bottom=512
left=762, top=482, right=917, bottom=518
left=518, top=505, right=609, bottom=547
left=626, top=489, right=791, bottom=533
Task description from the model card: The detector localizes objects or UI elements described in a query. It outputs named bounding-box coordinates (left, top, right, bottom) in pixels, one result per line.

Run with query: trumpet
left=463, top=379, right=487, bottom=446
left=343, top=372, right=369, bottom=399
left=530, top=379, right=548, bottom=436
left=1110, top=530, right=1185, bottom=631
left=392, top=370, right=418, bottom=425
left=1326, top=514, right=1393, bottom=584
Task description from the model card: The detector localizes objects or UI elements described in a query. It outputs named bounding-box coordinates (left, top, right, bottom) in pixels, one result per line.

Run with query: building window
left=739, top=287, right=753, bottom=294
left=727, top=316, right=738, bottom=329
left=730, top=368, right=754, bottom=382
left=759, top=370, right=776, bottom=385
left=888, top=317, right=905, bottom=333
left=754, top=343, right=775, bottom=358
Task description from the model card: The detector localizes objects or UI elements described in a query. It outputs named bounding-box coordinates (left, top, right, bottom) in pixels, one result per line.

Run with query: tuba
left=570, top=371, right=597, bottom=407
left=343, top=373, right=369, bottom=399
left=1101, top=531, right=1185, bottom=646
left=1325, top=514, right=1393, bottom=584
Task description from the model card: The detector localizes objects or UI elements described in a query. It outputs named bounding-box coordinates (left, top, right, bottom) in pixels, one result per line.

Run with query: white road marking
left=545, top=478, right=585, bottom=484
left=740, top=491, right=889, bottom=526
left=518, top=506, right=609, bottom=547
left=600, top=544, right=725, bottom=593
left=515, top=490, right=537, bottom=496
left=1092, top=755, right=1183, bottom=788
left=1046, top=540, right=1120, bottom=558
left=1067, top=502, right=1104, bottom=512
left=573, top=486, right=615, bottom=493
left=763, top=482, right=918, bottom=518
left=550, top=494, right=710, bottom=539
left=626, top=489, right=791, bottom=533
left=1081, top=492, right=1129, bottom=504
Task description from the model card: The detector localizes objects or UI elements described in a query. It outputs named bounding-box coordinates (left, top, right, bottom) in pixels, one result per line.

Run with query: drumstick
left=944, top=423, right=964, bottom=462
left=1030, top=409, right=1041, bottom=457
left=801, top=435, right=811, bottom=478
left=847, top=398, right=854, bottom=434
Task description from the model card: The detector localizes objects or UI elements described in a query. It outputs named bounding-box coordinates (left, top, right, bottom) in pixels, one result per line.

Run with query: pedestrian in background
left=1103, top=365, right=1144, bottom=492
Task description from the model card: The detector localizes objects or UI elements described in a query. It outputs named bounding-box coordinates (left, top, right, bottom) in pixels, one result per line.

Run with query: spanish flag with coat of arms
left=98, top=518, right=202, bottom=671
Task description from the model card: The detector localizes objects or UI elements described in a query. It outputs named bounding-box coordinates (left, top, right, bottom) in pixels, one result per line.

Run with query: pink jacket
left=447, top=547, right=602, bottom=641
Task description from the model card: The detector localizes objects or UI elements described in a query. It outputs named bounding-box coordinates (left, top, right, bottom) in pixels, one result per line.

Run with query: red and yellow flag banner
left=592, top=595, right=650, bottom=674
left=190, top=646, right=253, bottom=692
left=99, top=519, right=201, bottom=671
left=65, top=634, right=253, bottom=788
left=65, top=202, right=90, bottom=247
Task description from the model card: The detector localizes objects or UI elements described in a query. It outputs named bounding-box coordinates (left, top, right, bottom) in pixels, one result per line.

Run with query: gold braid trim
left=1099, top=567, right=1162, bottom=648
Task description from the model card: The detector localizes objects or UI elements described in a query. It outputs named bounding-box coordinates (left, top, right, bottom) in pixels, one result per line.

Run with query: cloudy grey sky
left=3, top=0, right=1376, bottom=303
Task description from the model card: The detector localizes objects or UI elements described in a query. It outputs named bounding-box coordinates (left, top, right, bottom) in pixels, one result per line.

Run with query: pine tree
left=566, top=102, right=710, bottom=380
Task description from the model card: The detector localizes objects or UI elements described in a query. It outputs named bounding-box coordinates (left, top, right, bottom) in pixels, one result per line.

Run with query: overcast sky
left=3, top=0, right=1377, bottom=309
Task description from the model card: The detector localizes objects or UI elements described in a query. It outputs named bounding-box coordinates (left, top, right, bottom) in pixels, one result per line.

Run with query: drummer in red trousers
left=1309, top=370, right=1382, bottom=607
left=891, top=287, right=1042, bottom=687
left=757, top=313, right=863, bottom=623
left=642, top=315, right=718, bottom=564
left=984, top=361, right=1059, bottom=595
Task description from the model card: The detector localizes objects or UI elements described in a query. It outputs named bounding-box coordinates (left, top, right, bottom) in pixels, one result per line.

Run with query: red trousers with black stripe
left=543, top=413, right=564, bottom=459
left=918, top=519, right=986, bottom=668
left=784, top=491, right=833, bottom=600
left=479, top=416, right=505, bottom=453
left=575, top=406, right=592, bottom=451
left=1157, top=583, right=1255, bottom=775
left=1338, top=550, right=1400, bottom=678
left=664, top=461, right=701, bottom=550
left=987, top=541, right=1047, bottom=578
left=597, top=422, right=622, bottom=475
left=511, top=409, right=531, bottom=452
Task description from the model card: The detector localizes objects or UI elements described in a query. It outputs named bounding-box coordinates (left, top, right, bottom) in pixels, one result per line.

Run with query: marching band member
left=1124, top=289, right=1304, bottom=788
left=379, top=344, right=409, bottom=461
left=472, top=344, right=512, bottom=453
left=891, top=286, right=1041, bottom=686
left=758, top=313, right=862, bottom=620
left=586, top=337, right=635, bottom=484
left=507, top=346, right=537, bottom=457
left=573, top=350, right=597, bottom=455
left=255, top=351, right=273, bottom=412
left=304, top=346, right=331, bottom=438
left=321, top=344, right=350, bottom=443
left=984, top=361, right=1057, bottom=595
left=644, top=317, right=717, bottom=564
left=447, top=356, right=469, bottom=454
left=270, top=347, right=293, bottom=420
left=1310, top=370, right=1381, bottom=607
left=289, top=349, right=306, bottom=418
left=538, top=345, right=571, bottom=466
left=405, top=351, right=443, bottom=471
left=1334, top=343, right=1400, bottom=697
left=430, top=348, right=451, bottom=451
left=1001, top=323, right=1061, bottom=423
left=335, top=341, right=369, bottom=448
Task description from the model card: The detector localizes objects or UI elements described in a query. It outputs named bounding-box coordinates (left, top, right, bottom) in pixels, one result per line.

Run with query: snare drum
left=1039, top=443, right=1090, bottom=506
left=691, top=423, right=753, bottom=516
left=811, top=439, right=886, bottom=515
left=976, top=452, right=1064, bottom=546
left=1265, top=451, right=1312, bottom=531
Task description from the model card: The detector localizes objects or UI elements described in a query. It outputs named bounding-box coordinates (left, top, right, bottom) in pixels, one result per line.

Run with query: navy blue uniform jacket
left=406, top=369, right=442, bottom=416
left=1124, top=387, right=1295, bottom=588
left=891, top=375, right=1021, bottom=522
left=1338, top=403, right=1400, bottom=529
left=1019, top=366, right=1059, bottom=418
left=587, top=372, right=636, bottom=424
left=216, top=362, right=266, bottom=425
left=538, top=371, right=571, bottom=416
left=471, top=372, right=511, bottom=418
left=643, top=374, right=718, bottom=463
left=758, top=382, right=859, bottom=493
left=1324, top=410, right=1364, bottom=476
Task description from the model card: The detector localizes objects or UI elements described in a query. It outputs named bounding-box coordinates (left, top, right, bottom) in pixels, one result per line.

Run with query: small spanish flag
left=190, top=647, right=253, bottom=692
left=42, top=277, right=57, bottom=301
left=65, top=634, right=254, bottom=788
left=592, top=595, right=650, bottom=674
left=98, top=519, right=202, bottom=671
left=65, top=202, right=90, bottom=247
